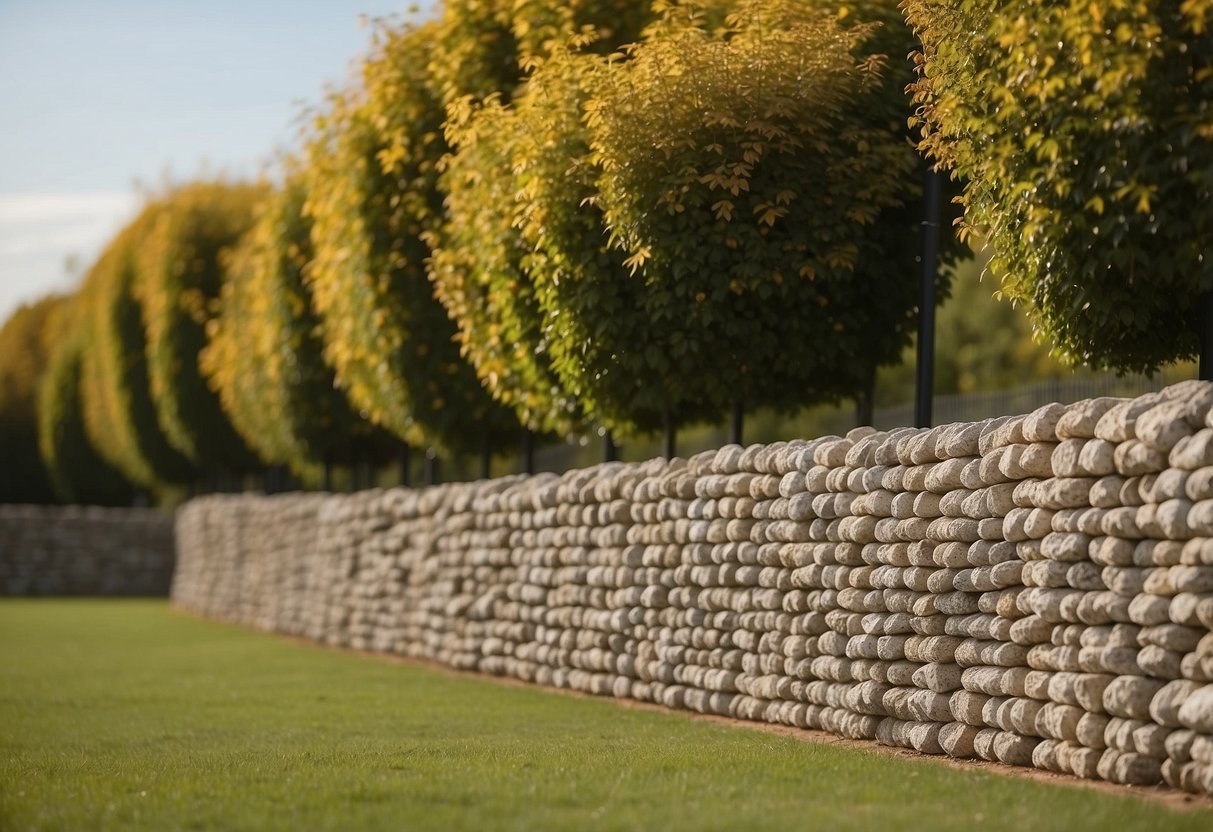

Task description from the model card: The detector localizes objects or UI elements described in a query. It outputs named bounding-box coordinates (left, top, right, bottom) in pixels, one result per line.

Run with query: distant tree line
left=0, top=0, right=1204, bottom=505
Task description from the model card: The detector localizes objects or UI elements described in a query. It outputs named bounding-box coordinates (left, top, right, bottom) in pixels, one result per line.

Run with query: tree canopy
left=429, top=52, right=595, bottom=437
left=512, top=0, right=931, bottom=433
left=0, top=294, right=68, bottom=503
left=37, top=301, right=136, bottom=506
left=904, top=0, right=1213, bottom=373
left=134, top=181, right=265, bottom=472
left=427, top=0, right=653, bottom=107
left=304, top=20, right=520, bottom=455
left=201, top=175, right=389, bottom=481
left=79, top=216, right=196, bottom=490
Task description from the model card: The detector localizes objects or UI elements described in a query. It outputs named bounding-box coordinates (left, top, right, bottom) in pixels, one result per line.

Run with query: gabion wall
left=0, top=505, right=175, bottom=595
left=173, top=381, right=1213, bottom=795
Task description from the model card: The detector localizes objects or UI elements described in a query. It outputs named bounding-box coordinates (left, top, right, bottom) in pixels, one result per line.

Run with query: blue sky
left=0, top=0, right=430, bottom=323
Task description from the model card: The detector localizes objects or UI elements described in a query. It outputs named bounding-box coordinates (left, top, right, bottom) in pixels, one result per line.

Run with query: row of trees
left=1, top=0, right=1206, bottom=505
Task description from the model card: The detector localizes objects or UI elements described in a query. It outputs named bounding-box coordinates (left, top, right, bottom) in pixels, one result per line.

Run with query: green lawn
left=1, top=601, right=1209, bottom=831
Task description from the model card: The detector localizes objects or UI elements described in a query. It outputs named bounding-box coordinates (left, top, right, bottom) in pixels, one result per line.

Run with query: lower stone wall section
left=173, top=380, right=1213, bottom=795
left=0, top=505, right=176, bottom=595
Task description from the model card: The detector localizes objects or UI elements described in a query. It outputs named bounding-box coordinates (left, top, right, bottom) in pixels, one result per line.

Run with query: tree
left=508, top=0, right=933, bottom=435
left=37, top=300, right=135, bottom=506
left=429, top=64, right=592, bottom=437
left=427, top=0, right=653, bottom=107
left=79, top=214, right=196, bottom=490
left=303, top=20, right=519, bottom=456
left=134, top=180, right=266, bottom=472
left=903, top=0, right=1213, bottom=374
left=426, top=1, right=661, bottom=443
left=201, top=175, right=389, bottom=482
left=0, top=295, right=68, bottom=503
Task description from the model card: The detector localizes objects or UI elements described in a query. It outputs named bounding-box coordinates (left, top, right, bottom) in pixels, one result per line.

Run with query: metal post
left=603, top=430, right=618, bottom=463
left=480, top=434, right=492, bottom=480
left=521, top=429, right=535, bottom=475
left=729, top=401, right=744, bottom=446
left=915, top=166, right=943, bottom=428
left=398, top=443, right=412, bottom=488
left=1200, top=290, right=1213, bottom=382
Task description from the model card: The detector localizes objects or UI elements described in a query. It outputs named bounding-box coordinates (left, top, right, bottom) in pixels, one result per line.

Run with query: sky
left=0, top=0, right=432, bottom=324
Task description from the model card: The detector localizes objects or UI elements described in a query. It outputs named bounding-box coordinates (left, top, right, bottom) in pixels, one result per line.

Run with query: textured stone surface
left=0, top=505, right=175, bottom=595
left=172, top=382, right=1213, bottom=796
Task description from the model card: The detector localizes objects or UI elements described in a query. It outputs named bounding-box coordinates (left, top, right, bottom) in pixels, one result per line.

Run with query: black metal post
left=1201, top=290, right=1213, bottom=381
left=603, top=430, right=618, bottom=463
left=425, top=450, right=440, bottom=486
left=398, top=443, right=412, bottom=488
left=855, top=365, right=876, bottom=427
left=915, top=166, right=943, bottom=428
left=520, top=429, right=535, bottom=475
left=663, top=409, right=676, bottom=460
left=480, top=434, right=492, bottom=480
left=729, top=401, right=744, bottom=446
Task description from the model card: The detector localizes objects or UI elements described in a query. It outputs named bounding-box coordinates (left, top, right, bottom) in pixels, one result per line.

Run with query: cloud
left=0, top=191, right=140, bottom=323
left=0, top=192, right=138, bottom=223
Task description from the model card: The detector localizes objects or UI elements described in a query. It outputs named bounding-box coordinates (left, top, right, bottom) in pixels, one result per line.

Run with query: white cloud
left=0, top=192, right=138, bottom=223
left=0, top=191, right=140, bottom=324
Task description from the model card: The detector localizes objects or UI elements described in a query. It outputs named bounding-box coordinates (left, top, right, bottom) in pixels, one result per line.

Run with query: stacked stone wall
left=0, top=505, right=175, bottom=595
left=173, top=381, right=1213, bottom=795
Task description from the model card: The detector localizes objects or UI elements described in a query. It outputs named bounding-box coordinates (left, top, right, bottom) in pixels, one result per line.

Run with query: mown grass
left=1, top=600, right=1209, bottom=831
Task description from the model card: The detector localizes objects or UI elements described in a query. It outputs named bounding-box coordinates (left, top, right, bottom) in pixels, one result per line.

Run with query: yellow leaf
left=712, top=200, right=734, bottom=221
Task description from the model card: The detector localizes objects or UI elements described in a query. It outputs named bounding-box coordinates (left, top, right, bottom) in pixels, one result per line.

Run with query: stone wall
left=0, top=504, right=176, bottom=595
left=172, top=381, right=1213, bottom=795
